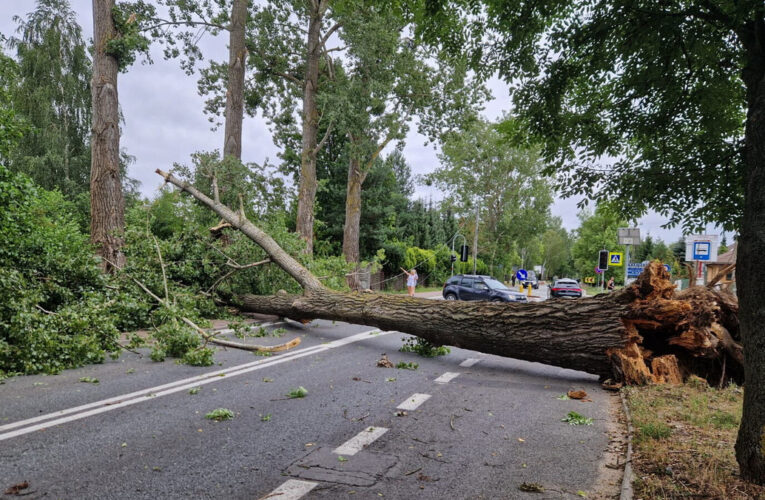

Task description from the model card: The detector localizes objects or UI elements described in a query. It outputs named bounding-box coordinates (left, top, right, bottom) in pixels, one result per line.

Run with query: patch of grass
left=636, top=422, right=672, bottom=441
left=286, top=386, right=308, bottom=398
left=395, top=362, right=419, bottom=370
left=260, top=413, right=271, bottom=422
left=205, top=408, right=234, bottom=421
left=561, top=411, right=592, bottom=426
left=399, top=337, right=450, bottom=357
left=79, top=377, right=99, bottom=384
left=624, top=382, right=764, bottom=499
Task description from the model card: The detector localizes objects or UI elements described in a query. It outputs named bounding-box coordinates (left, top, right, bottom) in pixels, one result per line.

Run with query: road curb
left=619, top=389, right=635, bottom=500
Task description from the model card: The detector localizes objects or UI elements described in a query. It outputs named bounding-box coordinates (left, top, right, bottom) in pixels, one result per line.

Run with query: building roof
left=715, top=242, right=737, bottom=264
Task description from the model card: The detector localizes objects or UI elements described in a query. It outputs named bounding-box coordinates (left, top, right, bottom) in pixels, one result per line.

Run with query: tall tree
left=222, top=0, right=248, bottom=161
left=0, top=52, right=26, bottom=163
left=426, top=118, right=553, bottom=273
left=571, top=204, right=626, bottom=284
left=91, top=0, right=125, bottom=270
left=6, top=0, right=91, bottom=197
left=328, top=3, right=485, bottom=286
left=422, top=0, right=765, bottom=481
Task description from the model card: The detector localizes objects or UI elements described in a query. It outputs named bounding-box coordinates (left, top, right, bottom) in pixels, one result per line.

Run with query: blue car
left=442, top=274, right=528, bottom=302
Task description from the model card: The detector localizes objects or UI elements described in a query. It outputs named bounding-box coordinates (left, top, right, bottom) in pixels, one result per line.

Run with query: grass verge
left=624, top=377, right=764, bottom=499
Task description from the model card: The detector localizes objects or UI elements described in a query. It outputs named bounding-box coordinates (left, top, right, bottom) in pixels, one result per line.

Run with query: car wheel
left=445, top=293, right=458, bottom=301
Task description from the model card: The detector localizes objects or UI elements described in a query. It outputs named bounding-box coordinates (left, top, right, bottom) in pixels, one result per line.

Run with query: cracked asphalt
left=0, top=317, right=625, bottom=499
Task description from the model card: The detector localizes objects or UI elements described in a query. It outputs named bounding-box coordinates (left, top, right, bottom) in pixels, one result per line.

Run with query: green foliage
left=6, top=0, right=92, bottom=198
left=0, top=165, right=119, bottom=377
left=182, top=347, right=214, bottom=367
left=79, top=376, right=99, bottom=384
left=188, top=386, right=201, bottom=395
left=0, top=54, right=26, bottom=162
left=205, top=408, right=234, bottom=421
left=286, top=386, right=308, bottom=398
left=571, top=204, right=627, bottom=283
left=561, top=411, right=593, bottom=426
left=400, top=336, right=450, bottom=357
left=395, top=361, right=419, bottom=370
left=107, top=2, right=156, bottom=71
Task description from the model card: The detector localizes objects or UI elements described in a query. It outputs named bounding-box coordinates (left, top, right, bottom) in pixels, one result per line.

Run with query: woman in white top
left=401, top=267, right=418, bottom=297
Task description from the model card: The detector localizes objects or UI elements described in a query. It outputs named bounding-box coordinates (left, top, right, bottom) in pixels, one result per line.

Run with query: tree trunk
left=222, top=0, right=248, bottom=160
left=157, top=168, right=744, bottom=388
left=295, top=1, right=323, bottom=255
left=735, top=18, right=765, bottom=484
left=342, top=155, right=364, bottom=290
left=90, top=0, right=125, bottom=272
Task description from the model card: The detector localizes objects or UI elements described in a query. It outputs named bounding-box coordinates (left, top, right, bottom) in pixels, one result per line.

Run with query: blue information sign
left=516, top=269, right=528, bottom=281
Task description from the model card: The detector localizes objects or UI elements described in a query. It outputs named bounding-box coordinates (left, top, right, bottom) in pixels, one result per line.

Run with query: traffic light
left=460, top=245, right=469, bottom=262
left=598, top=250, right=609, bottom=271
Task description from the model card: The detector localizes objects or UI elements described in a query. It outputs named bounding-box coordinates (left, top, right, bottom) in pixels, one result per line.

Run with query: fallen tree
left=157, top=168, right=742, bottom=385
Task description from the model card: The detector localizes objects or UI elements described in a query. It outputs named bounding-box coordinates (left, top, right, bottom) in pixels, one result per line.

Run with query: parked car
left=523, top=270, right=539, bottom=289
left=443, top=275, right=528, bottom=302
left=548, top=278, right=583, bottom=298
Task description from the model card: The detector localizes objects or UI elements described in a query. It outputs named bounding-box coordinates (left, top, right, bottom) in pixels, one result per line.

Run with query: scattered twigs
left=35, top=304, right=57, bottom=315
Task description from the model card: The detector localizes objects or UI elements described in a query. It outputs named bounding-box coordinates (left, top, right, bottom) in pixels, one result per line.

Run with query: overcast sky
left=1, top=0, right=727, bottom=246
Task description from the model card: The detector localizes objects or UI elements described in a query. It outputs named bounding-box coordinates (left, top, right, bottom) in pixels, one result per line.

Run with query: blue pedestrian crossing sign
left=608, top=252, right=623, bottom=266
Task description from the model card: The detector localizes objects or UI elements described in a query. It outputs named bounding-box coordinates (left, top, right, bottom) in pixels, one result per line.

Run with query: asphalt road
left=0, top=316, right=623, bottom=499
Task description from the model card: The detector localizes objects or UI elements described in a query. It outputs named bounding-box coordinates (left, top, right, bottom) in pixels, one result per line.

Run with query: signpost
left=618, top=228, right=641, bottom=286
left=516, top=269, right=528, bottom=281
left=685, top=235, right=719, bottom=285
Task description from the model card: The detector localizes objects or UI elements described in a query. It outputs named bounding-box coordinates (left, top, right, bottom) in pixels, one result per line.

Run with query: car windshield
left=555, top=280, right=579, bottom=288
left=484, top=279, right=510, bottom=291
left=527, top=271, right=537, bottom=279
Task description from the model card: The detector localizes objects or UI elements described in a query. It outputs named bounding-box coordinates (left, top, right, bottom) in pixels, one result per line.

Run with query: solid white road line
left=434, top=372, right=461, bottom=384
left=0, top=328, right=393, bottom=442
left=332, top=426, right=389, bottom=456
left=396, top=393, right=431, bottom=411
left=459, top=358, right=481, bottom=367
left=259, top=479, right=317, bottom=500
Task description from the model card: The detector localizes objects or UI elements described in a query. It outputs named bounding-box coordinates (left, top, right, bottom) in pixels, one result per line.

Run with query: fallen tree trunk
left=157, top=168, right=742, bottom=385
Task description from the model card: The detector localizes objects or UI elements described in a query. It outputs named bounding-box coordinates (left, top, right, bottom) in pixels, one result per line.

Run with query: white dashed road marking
left=259, top=479, right=317, bottom=500
left=434, top=372, right=461, bottom=384
left=332, top=426, right=389, bottom=456
left=396, top=393, right=431, bottom=411
left=459, top=358, right=481, bottom=367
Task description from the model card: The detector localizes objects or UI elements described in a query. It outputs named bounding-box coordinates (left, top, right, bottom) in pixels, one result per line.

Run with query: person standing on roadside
left=401, top=267, right=418, bottom=297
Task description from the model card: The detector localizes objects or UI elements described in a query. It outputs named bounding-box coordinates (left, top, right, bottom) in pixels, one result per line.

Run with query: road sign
left=685, top=234, right=718, bottom=262
left=627, top=261, right=649, bottom=278
left=594, top=266, right=603, bottom=274
left=663, top=264, right=671, bottom=273
left=609, top=252, right=623, bottom=266
left=618, top=228, right=641, bottom=246
left=693, top=241, right=711, bottom=260
left=516, top=269, right=527, bottom=281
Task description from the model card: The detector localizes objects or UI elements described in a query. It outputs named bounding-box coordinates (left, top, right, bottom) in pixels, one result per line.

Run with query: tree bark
left=157, top=168, right=743, bottom=388
left=90, top=0, right=125, bottom=272
left=342, top=154, right=364, bottom=290
left=735, top=15, right=765, bottom=484
left=295, top=1, right=324, bottom=255
left=222, top=0, right=248, bottom=160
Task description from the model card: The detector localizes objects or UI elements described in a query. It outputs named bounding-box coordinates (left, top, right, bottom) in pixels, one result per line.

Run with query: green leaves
left=205, top=408, right=234, bottom=421
left=286, top=386, right=308, bottom=399
left=561, top=411, right=593, bottom=426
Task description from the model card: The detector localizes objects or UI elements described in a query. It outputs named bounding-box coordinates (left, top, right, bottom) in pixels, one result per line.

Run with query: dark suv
left=443, top=275, right=528, bottom=302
